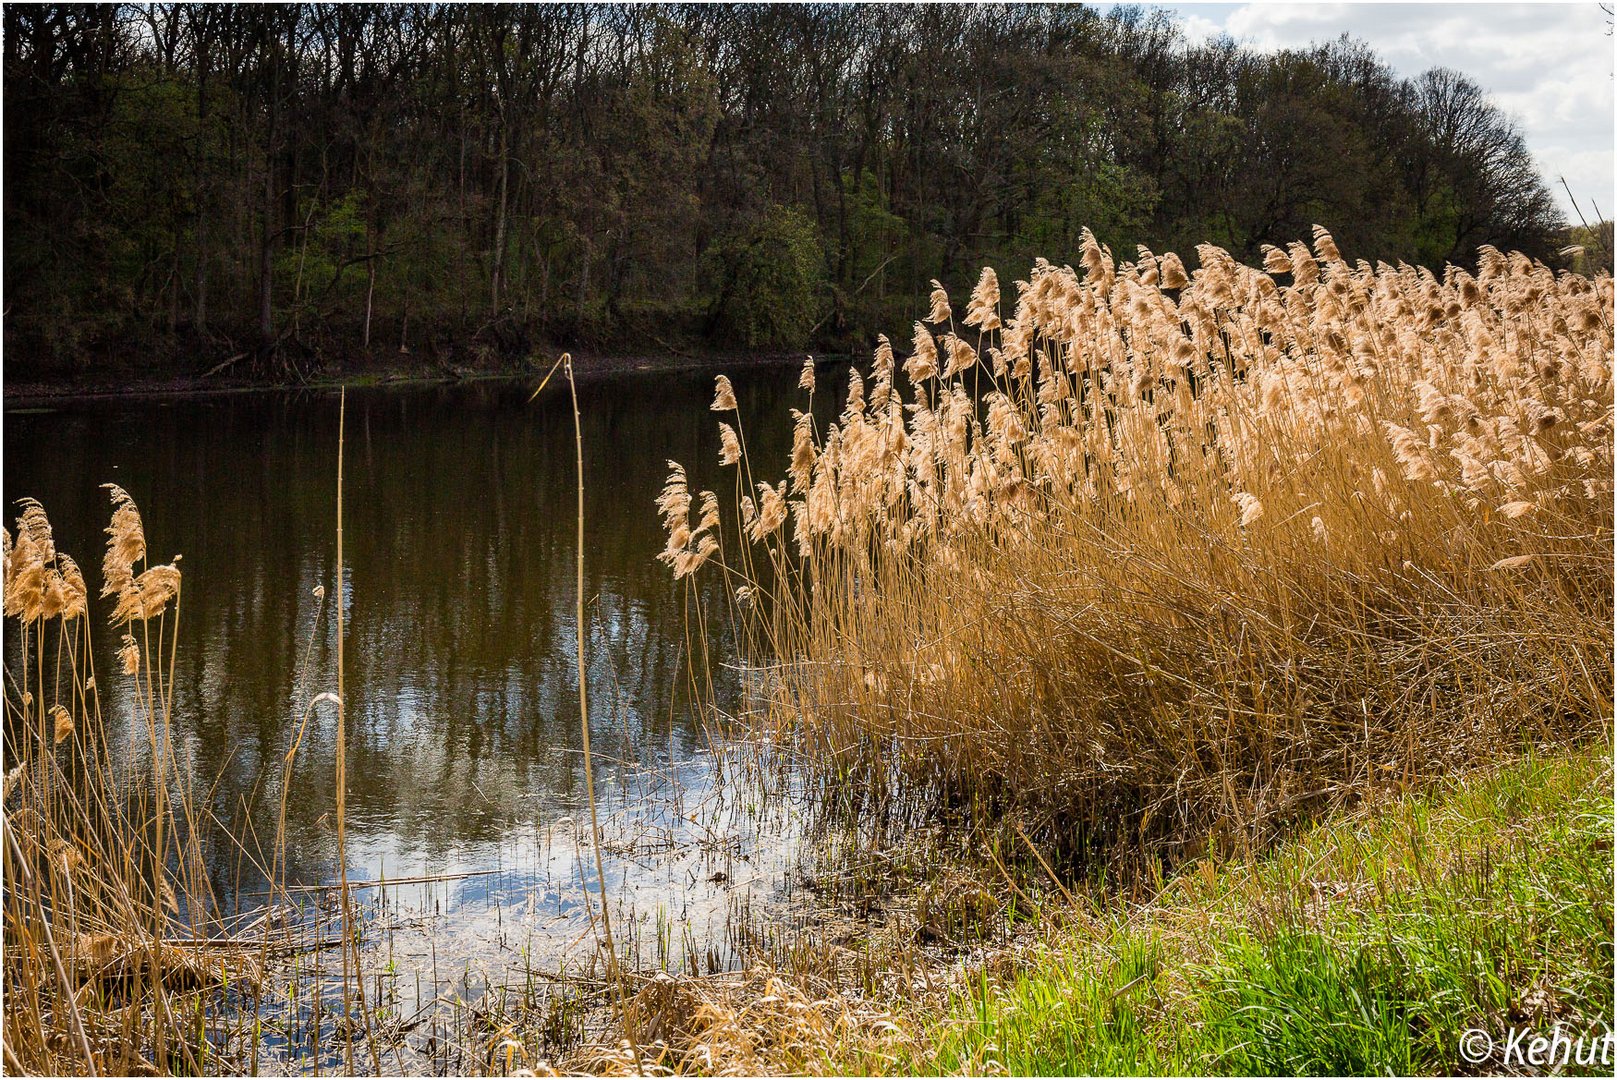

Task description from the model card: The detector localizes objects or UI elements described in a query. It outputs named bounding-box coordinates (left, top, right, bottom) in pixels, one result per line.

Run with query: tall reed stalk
left=534, top=353, right=643, bottom=1069
left=332, top=388, right=382, bottom=1073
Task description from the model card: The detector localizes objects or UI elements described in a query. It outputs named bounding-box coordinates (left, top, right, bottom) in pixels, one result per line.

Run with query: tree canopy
left=3, top=3, right=1566, bottom=380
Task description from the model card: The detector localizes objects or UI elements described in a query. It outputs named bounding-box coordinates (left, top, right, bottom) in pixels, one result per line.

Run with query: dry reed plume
left=663, top=228, right=1614, bottom=862
left=3, top=490, right=258, bottom=1075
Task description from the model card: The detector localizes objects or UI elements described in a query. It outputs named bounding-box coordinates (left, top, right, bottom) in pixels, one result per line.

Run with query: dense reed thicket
left=2, top=492, right=260, bottom=1074
left=664, top=228, right=1614, bottom=861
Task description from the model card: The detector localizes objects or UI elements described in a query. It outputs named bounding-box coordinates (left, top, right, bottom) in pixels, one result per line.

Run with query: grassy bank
left=908, top=746, right=1613, bottom=1076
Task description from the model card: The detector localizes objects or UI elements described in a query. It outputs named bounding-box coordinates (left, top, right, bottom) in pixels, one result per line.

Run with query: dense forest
left=4, top=2, right=1567, bottom=382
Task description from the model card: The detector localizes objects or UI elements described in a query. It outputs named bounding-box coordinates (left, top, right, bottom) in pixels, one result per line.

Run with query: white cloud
left=1177, top=12, right=1229, bottom=43
left=1160, top=2, right=1615, bottom=219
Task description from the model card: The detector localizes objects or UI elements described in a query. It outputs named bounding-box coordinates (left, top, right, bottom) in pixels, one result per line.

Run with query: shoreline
left=2, top=347, right=834, bottom=407
left=525, top=746, right=1614, bottom=1076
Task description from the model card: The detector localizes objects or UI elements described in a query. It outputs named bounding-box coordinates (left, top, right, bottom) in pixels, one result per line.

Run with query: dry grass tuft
left=664, top=228, right=1614, bottom=864
left=560, top=970, right=918, bottom=1076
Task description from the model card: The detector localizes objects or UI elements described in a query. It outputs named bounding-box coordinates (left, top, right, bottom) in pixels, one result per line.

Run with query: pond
left=3, top=363, right=843, bottom=1068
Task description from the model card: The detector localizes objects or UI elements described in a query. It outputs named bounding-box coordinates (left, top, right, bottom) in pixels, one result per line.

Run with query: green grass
left=896, top=747, right=1614, bottom=1076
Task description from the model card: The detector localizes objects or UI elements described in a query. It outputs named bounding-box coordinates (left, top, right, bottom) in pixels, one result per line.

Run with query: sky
left=1154, top=2, right=1615, bottom=222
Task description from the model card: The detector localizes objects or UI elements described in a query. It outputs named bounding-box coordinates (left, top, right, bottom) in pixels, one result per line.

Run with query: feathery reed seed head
left=711, top=376, right=738, bottom=412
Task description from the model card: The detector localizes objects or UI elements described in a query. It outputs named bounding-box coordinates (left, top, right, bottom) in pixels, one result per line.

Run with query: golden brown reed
left=664, top=228, right=1614, bottom=862
left=3, top=490, right=255, bottom=1077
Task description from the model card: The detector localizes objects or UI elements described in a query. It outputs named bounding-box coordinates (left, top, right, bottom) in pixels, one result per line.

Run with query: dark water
left=3, top=367, right=824, bottom=946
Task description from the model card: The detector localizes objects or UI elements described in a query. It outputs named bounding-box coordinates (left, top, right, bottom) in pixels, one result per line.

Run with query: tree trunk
left=193, top=217, right=209, bottom=334
left=192, top=39, right=209, bottom=334
left=168, top=253, right=181, bottom=331
left=364, top=258, right=376, bottom=348
left=258, top=145, right=275, bottom=350
left=491, top=124, right=509, bottom=317
left=257, top=31, right=280, bottom=364
left=576, top=240, right=591, bottom=333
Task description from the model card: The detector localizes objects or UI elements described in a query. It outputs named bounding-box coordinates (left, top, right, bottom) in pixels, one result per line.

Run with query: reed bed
left=663, top=228, right=1614, bottom=864
left=2, top=489, right=268, bottom=1074
left=2, top=485, right=395, bottom=1076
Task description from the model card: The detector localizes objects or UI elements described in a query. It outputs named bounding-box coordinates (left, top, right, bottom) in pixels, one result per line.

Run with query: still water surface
left=4, top=365, right=830, bottom=991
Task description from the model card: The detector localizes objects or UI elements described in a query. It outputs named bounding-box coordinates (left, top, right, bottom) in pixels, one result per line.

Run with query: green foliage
left=1564, top=221, right=1614, bottom=276
left=915, top=749, right=1614, bottom=1076
left=705, top=205, right=826, bottom=350
left=0, top=5, right=1572, bottom=375
left=5, top=69, right=205, bottom=361
left=1017, top=158, right=1159, bottom=263
left=276, top=192, right=370, bottom=314
left=1415, top=185, right=1466, bottom=267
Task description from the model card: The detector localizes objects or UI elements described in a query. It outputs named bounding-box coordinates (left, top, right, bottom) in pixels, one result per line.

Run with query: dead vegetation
left=552, top=968, right=918, bottom=1076
left=3, top=490, right=272, bottom=1074
left=664, top=228, right=1614, bottom=866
